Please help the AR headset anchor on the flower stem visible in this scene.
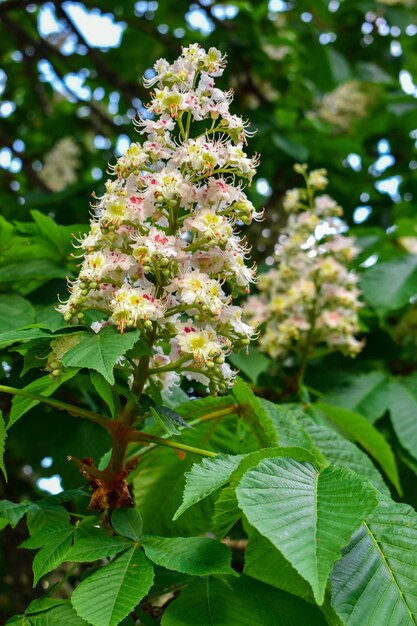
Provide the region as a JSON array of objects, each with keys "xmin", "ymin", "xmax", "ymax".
[{"xmin": 129, "ymin": 431, "xmax": 217, "ymax": 457}]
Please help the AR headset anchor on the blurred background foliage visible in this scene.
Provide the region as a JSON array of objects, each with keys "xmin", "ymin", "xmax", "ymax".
[{"xmin": 2, "ymin": 0, "xmax": 417, "ymax": 620}]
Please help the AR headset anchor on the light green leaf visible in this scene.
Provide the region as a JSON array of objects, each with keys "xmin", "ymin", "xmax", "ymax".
[
  {"xmin": 0, "ymin": 499, "xmax": 29, "ymax": 527},
  {"xmin": 331, "ymin": 495, "xmax": 417, "ymax": 625},
  {"xmin": 361, "ymin": 254, "xmax": 417, "ymax": 316},
  {"xmin": 259, "ymin": 400, "xmax": 320, "ymax": 453},
  {"xmin": 389, "ymin": 375, "xmax": 417, "ymax": 462},
  {"xmin": 32, "ymin": 529, "xmax": 73, "ymax": 586},
  {"xmin": 299, "ymin": 416, "xmax": 390, "ymax": 496},
  {"xmin": 162, "ymin": 575, "xmax": 327, "ymax": 626},
  {"xmin": 61, "ymin": 328, "xmax": 144, "ymax": 384},
  {"xmin": 90, "ymin": 371, "xmax": 116, "ymax": 418},
  {"xmin": 173, "ymin": 453, "xmax": 244, "ymax": 520},
  {"xmin": 232, "ymin": 378, "xmax": 279, "ymax": 446},
  {"xmin": 0, "ymin": 410, "xmax": 6, "ymax": 480},
  {"xmin": 142, "ymin": 536, "xmax": 235, "ymax": 576},
  {"xmin": 71, "ymin": 546, "xmax": 154, "ymax": 626},
  {"xmin": 237, "ymin": 458, "xmax": 378, "ymax": 604},
  {"xmin": 111, "ymin": 508, "xmax": 143, "ymax": 541},
  {"xmin": 0, "ymin": 295, "xmax": 35, "ymax": 332},
  {"xmin": 8, "ymin": 369, "xmax": 78, "ymax": 429},
  {"xmin": 323, "ymin": 371, "xmax": 390, "ymax": 424},
  {"xmin": 315, "ymin": 402, "xmax": 401, "ymax": 493},
  {"xmin": 175, "ymin": 446, "xmax": 318, "ymax": 522}
]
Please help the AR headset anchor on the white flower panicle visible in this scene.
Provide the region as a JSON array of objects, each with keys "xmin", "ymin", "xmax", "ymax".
[
  {"xmin": 315, "ymin": 81, "xmax": 372, "ymax": 132},
  {"xmin": 39, "ymin": 137, "xmax": 81, "ymax": 192},
  {"xmin": 57, "ymin": 44, "xmax": 262, "ymax": 392},
  {"xmin": 246, "ymin": 164, "xmax": 363, "ymax": 362}
]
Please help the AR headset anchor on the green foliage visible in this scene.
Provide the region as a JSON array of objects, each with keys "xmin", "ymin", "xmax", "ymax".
[
  {"xmin": 331, "ymin": 496, "xmax": 417, "ymax": 625},
  {"xmin": 60, "ymin": 328, "xmax": 146, "ymax": 384},
  {"xmin": 71, "ymin": 547, "xmax": 154, "ymax": 626},
  {"xmin": 161, "ymin": 576, "xmax": 327, "ymax": 626},
  {"xmin": 141, "ymin": 536, "xmax": 235, "ymax": 576},
  {"xmin": 1, "ymin": 0, "xmax": 417, "ymax": 623},
  {"xmin": 237, "ymin": 458, "xmax": 378, "ymax": 604}
]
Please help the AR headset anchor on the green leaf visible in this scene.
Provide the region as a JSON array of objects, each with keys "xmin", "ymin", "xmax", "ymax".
[
  {"xmin": 299, "ymin": 416, "xmax": 390, "ymax": 496},
  {"xmin": 32, "ymin": 529, "xmax": 73, "ymax": 586},
  {"xmin": 0, "ymin": 327, "xmax": 52, "ymax": 348},
  {"xmin": 65, "ymin": 522, "xmax": 132, "ymax": 562},
  {"xmin": 61, "ymin": 328, "xmax": 144, "ymax": 384},
  {"xmin": 331, "ymin": 495, "xmax": 417, "ymax": 625},
  {"xmin": 175, "ymin": 446, "xmax": 319, "ymax": 521},
  {"xmin": 323, "ymin": 371, "xmax": 390, "ymax": 424},
  {"xmin": 0, "ymin": 499, "xmax": 29, "ymax": 527},
  {"xmin": 315, "ymin": 402, "xmax": 401, "ymax": 494},
  {"xmin": 0, "ymin": 295, "xmax": 35, "ymax": 332},
  {"xmin": 389, "ymin": 375, "xmax": 417, "ymax": 462},
  {"xmin": 0, "ymin": 410, "xmax": 6, "ymax": 480},
  {"xmin": 25, "ymin": 599, "xmax": 90, "ymax": 625},
  {"xmin": 142, "ymin": 536, "xmax": 235, "ymax": 576},
  {"xmin": 26, "ymin": 502, "xmax": 70, "ymax": 535},
  {"xmin": 259, "ymin": 399, "xmax": 326, "ymax": 462},
  {"xmin": 8, "ymin": 369, "xmax": 78, "ymax": 429},
  {"xmin": 150, "ymin": 406, "xmax": 180, "ymax": 436},
  {"xmin": 162, "ymin": 575, "xmax": 327, "ymax": 626},
  {"xmin": 173, "ymin": 453, "xmax": 244, "ymax": 520},
  {"xmin": 228, "ymin": 347, "xmax": 270, "ymax": 384},
  {"xmin": 244, "ymin": 528, "xmax": 313, "ymax": 602},
  {"xmin": 361, "ymin": 254, "xmax": 417, "ymax": 316},
  {"xmin": 71, "ymin": 546, "xmax": 154, "ymax": 626},
  {"xmin": 90, "ymin": 371, "xmax": 116, "ymax": 418},
  {"xmin": 211, "ymin": 484, "xmax": 241, "ymax": 538},
  {"xmin": 232, "ymin": 378, "xmax": 279, "ymax": 446},
  {"xmin": 155, "ymin": 405, "xmax": 192, "ymax": 431},
  {"xmin": 237, "ymin": 458, "xmax": 378, "ymax": 604},
  {"xmin": 111, "ymin": 508, "xmax": 143, "ymax": 541}
]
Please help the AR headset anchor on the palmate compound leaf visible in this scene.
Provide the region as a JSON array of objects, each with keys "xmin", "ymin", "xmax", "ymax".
[
  {"xmin": 237, "ymin": 458, "xmax": 378, "ymax": 604},
  {"xmin": 141, "ymin": 536, "xmax": 235, "ymax": 576},
  {"xmin": 71, "ymin": 546, "xmax": 154, "ymax": 626},
  {"xmin": 8, "ymin": 599, "xmax": 91, "ymax": 625},
  {"xmin": 173, "ymin": 446, "xmax": 319, "ymax": 521},
  {"xmin": 161, "ymin": 575, "xmax": 327, "ymax": 626},
  {"xmin": 331, "ymin": 495, "xmax": 417, "ymax": 625}
]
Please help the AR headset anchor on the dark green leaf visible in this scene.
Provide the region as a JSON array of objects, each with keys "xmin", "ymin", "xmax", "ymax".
[
  {"xmin": 111, "ymin": 508, "xmax": 143, "ymax": 541},
  {"xmin": 142, "ymin": 536, "xmax": 235, "ymax": 576},
  {"xmin": 162, "ymin": 575, "xmax": 327, "ymax": 626},
  {"xmin": 0, "ymin": 295, "xmax": 35, "ymax": 332}
]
